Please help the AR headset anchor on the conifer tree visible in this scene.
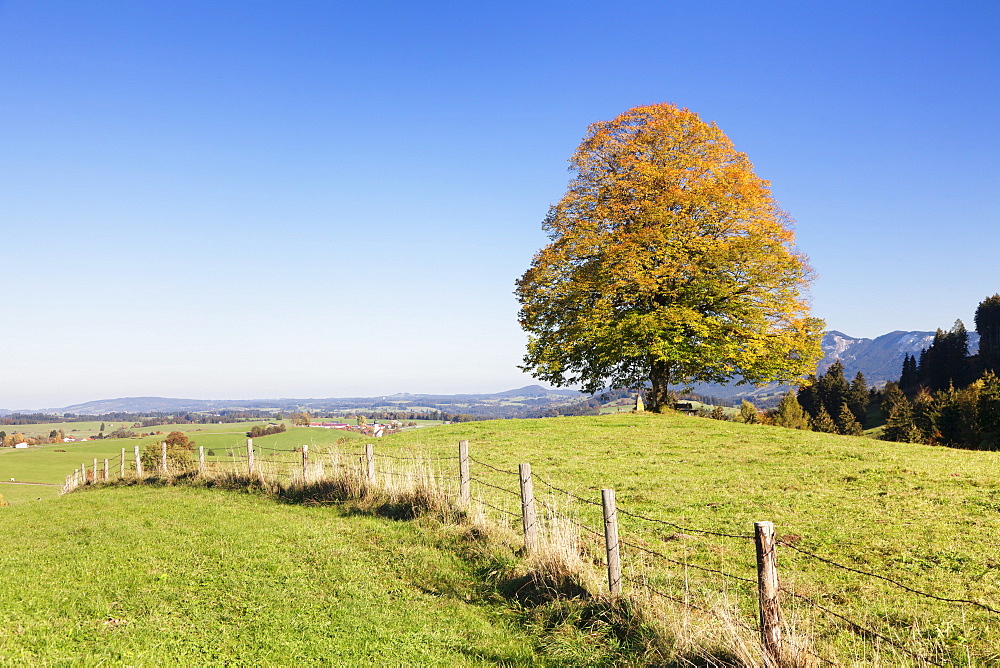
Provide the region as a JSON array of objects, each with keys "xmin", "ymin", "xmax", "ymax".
[
  {"xmin": 899, "ymin": 353, "xmax": 919, "ymax": 389},
  {"xmin": 836, "ymin": 402, "xmax": 863, "ymax": 436},
  {"xmin": 976, "ymin": 371, "xmax": 1000, "ymax": 449},
  {"xmin": 796, "ymin": 376, "xmax": 819, "ymax": 419},
  {"xmin": 881, "ymin": 389, "xmax": 920, "ymax": 443},
  {"xmin": 847, "ymin": 371, "xmax": 869, "ymax": 427},
  {"xmin": 919, "ymin": 321, "xmax": 971, "ymax": 391},
  {"xmin": 817, "ymin": 360, "xmax": 850, "ymax": 418},
  {"xmin": 773, "ymin": 390, "xmax": 809, "ymax": 429},
  {"xmin": 975, "ymin": 294, "xmax": 1000, "ymax": 374},
  {"xmin": 912, "ymin": 387, "xmax": 939, "ymax": 444},
  {"xmin": 810, "ymin": 404, "xmax": 838, "ymax": 433},
  {"xmin": 936, "ymin": 384, "xmax": 978, "ymax": 447}
]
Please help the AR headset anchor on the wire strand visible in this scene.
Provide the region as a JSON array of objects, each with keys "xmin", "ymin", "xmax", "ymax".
[
  {"xmin": 779, "ymin": 586, "xmax": 945, "ymax": 666},
  {"xmin": 618, "ymin": 538, "xmax": 757, "ymax": 586},
  {"xmin": 783, "ymin": 543, "xmax": 1000, "ymax": 614},
  {"xmin": 530, "ymin": 473, "xmax": 604, "ymax": 507},
  {"xmin": 614, "ymin": 505, "xmax": 754, "ymax": 540},
  {"xmin": 475, "ymin": 497, "xmax": 521, "ymax": 519},
  {"xmin": 467, "ymin": 456, "xmax": 520, "ymax": 476},
  {"xmin": 470, "ymin": 477, "xmax": 521, "ymax": 498}
]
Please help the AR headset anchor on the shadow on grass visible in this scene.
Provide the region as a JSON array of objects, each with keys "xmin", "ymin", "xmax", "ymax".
[{"xmin": 71, "ymin": 472, "xmax": 765, "ymax": 667}]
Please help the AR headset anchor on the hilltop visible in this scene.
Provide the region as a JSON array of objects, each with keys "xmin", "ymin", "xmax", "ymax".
[{"xmin": 2, "ymin": 413, "xmax": 996, "ymax": 664}]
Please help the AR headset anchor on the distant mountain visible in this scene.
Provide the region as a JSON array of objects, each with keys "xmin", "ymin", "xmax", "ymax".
[
  {"xmin": 686, "ymin": 329, "xmax": 980, "ymax": 407},
  {"xmin": 495, "ymin": 384, "xmax": 579, "ymax": 397},
  {"xmin": 819, "ymin": 330, "xmax": 979, "ymax": 385},
  {"xmin": 55, "ymin": 396, "xmax": 253, "ymax": 415},
  {"xmin": 25, "ymin": 386, "xmax": 585, "ymax": 419}
]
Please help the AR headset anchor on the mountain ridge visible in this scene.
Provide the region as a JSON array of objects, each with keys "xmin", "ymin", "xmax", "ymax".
[{"xmin": 685, "ymin": 328, "xmax": 980, "ymax": 406}]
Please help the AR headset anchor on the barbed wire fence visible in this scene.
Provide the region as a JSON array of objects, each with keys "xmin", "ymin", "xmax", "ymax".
[{"xmin": 62, "ymin": 438, "xmax": 996, "ymax": 666}]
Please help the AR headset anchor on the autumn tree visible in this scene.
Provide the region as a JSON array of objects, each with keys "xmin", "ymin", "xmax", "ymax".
[
  {"xmin": 773, "ymin": 390, "xmax": 809, "ymax": 429},
  {"xmin": 516, "ymin": 103, "xmax": 824, "ymax": 409},
  {"xmin": 291, "ymin": 412, "xmax": 312, "ymax": 426},
  {"xmin": 739, "ymin": 400, "xmax": 759, "ymax": 424},
  {"xmin": 141, "ymin": 430, "xmax": 195, "ymax": 472},
  {"xmin": 911, "ymin": 387, "xmax": 939, "ymax": 443}
]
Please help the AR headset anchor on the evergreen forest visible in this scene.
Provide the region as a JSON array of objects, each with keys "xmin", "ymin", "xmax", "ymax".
[{"xmin": 787, "ymin": 294, "xmax": 1000, "ymax": 450}]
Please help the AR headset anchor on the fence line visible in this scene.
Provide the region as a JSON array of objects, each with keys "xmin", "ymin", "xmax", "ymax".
[{"xmin": 60, "ymin": 438, "xmax": 990, "ymax": 666}]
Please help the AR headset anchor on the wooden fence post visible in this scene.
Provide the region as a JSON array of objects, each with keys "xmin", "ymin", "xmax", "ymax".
[
  {"xmin": 82, "ymin": 463, "xmax": 87, "ymax": 483},
  {"xmin": 302, "ymin": 444, "xmax": 309, "ymax": 483},
  {"xmin": 754, "ymin": 520, "xmax": 783, "ymax": 663},
  {"xmin": 103, "ymin": 458, "xmax": 109, "ymax": 481},
  {"xmin": 518, "ymin": 463, "xmax": 537, "ymax": 552},
  {"xmin": 160, "ymin": 442, "xmax": 168, "ymax": 475},
  {"xmin": 602, "ymin": 488, "xmax": 622, "ymax": 595},
  {"xmin": 365, "ymin": 443, "xmax": 376, "ymax": 485},
  {"xmin": 247, "ymin": 438, "xmax": 255, "ymax": 475},
  {"xmin": 120, "ymin": 448, "xmax": 125, "ymax": 479},
  {"xmin": 93, "ymin": 458, "xmax": 98, "ymax": 482},
  {"xmin": 199, "ymin": 446, "xmax": 205, "ymax": 475},
  {"xmin": 134, "ymin": 445, "xmax": 142, "ymax": 478},
  {"xmin": 458, "ymin": 440, "xmax": 470, "ymax": 505}
]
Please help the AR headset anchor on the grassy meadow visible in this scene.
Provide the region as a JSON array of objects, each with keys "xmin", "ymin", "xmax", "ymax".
[
  {"xmin": 0, "ymin": 485, "xmax": 540, "ymax": 665},
  {"xmin": 1, "ymin": 412, "xmax": 998, "ymax": 664},
  {"xmin": 369, "ymin": 412, "xmax": 1000, "ymax": 665}
]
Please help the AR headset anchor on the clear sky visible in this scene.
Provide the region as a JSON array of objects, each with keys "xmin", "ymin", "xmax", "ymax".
[{"xmin": 1, "ymin": 0, "xmax": 997, "ymax": 409}]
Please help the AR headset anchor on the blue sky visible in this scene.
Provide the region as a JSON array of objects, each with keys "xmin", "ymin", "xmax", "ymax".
[{"xmin": 1, "ymin": 1, "xmax": 997, "ymax": 408}]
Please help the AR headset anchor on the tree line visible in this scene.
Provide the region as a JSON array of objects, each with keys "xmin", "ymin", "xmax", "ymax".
[
  {"xmin": 742, "ymin": 294, "xmax": 1000, "ymax": 449},
  {"xmin": 877, "ymin": 295, "xmax": 1000, "ymax": 449},
  {"xmin": 0, "ymin": 410, "xmax": 282, "ymax": 426}
]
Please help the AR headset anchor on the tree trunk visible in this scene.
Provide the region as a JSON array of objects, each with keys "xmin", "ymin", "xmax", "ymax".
[{"xmin": 648, "ymin": 360, "xmax": 672, "ymax": 411}]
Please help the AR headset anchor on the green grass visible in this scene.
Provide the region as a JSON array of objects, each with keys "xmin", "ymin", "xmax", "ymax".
[
  {"xmin": 0, "ymin": 485, "xmax": 542, "ymax": 665},
  {"xmin": 5, "ymin": 412, "xmax": 1000, "ymax": 663},
  {"xmin": 369, "ymin": 412, "xmax": 1000, "ymax": 665}
]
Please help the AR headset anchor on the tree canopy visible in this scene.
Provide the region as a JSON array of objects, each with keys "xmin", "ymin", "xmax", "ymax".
[
  {"xmin": 975, "ymin": 294, "xmax": 1000, "ymax": 374},
  {"xmin": 516, "ymin": 103, "xmax": 824, "ymax": 408}
]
